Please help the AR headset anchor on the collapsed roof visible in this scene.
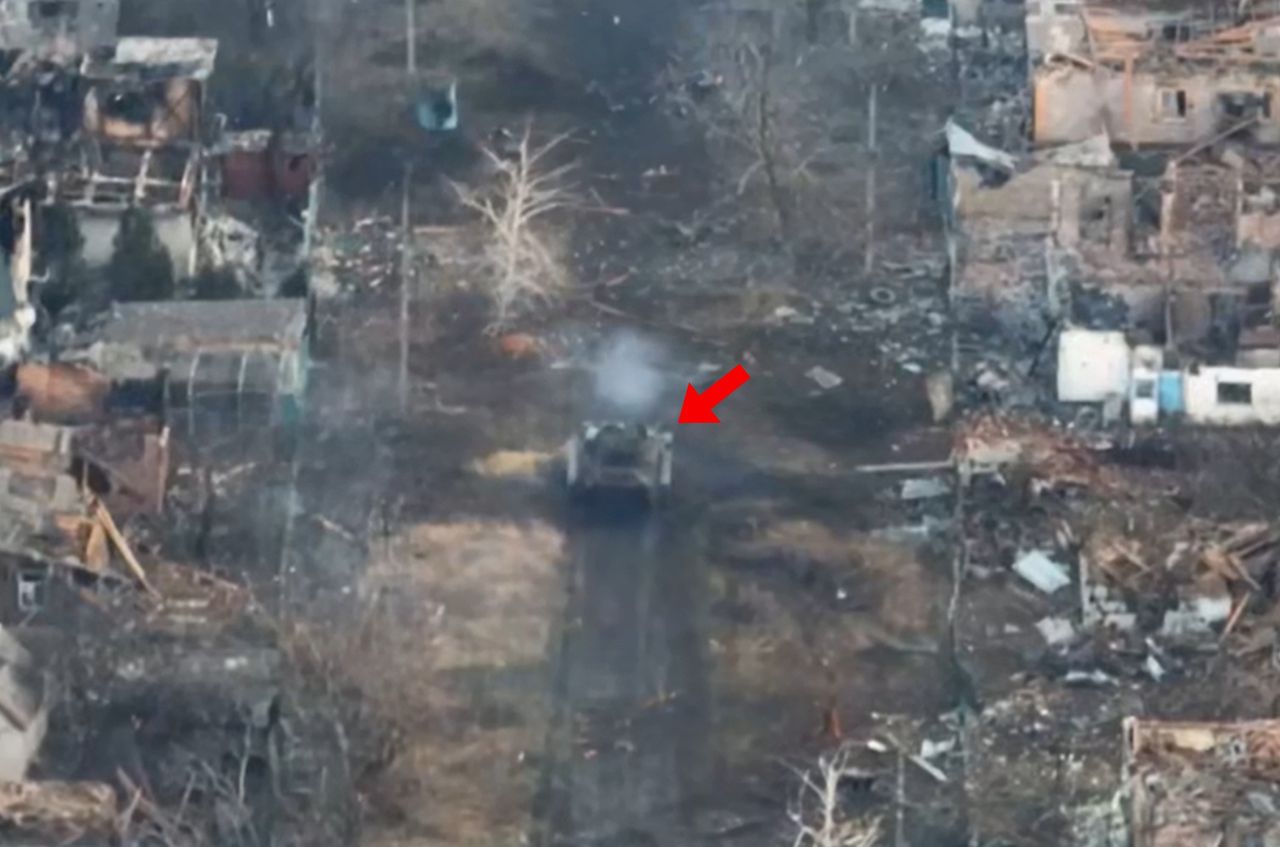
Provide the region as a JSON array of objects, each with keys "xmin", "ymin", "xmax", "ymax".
[{"xmin": 81, "ymin": 36, "xmax": 218, "ymax": 83}]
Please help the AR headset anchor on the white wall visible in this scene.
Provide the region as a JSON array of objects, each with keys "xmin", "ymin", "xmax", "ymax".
[
  {"xmin": 0, "ymin": 709, "xmax": 45, "ymax": 780},
  {"xmin": 1184, "ymin": 366, "xmax": 1280, "ymax": 425},
  {"xmin": 0, "ymin": 662, "xmax": 46, "ymax": 781},
  {"xmin": 1057, "ymin": 328, "xmax": 1131, "ymax": 402},
  {"xmin": 79, "ymin": 208, "xmax": 196, "ymax": 280}
]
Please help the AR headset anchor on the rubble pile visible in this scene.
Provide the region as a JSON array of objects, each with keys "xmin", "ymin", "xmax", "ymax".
[{"xmin": 1127, "ymin": 719, "xmax": 1280, "ymax": 847}]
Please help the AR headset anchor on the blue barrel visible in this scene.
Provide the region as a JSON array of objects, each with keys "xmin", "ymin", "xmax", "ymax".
[{"xmin": 1158, "ymin": 371, "xmax": 1184, "ymax": 415}]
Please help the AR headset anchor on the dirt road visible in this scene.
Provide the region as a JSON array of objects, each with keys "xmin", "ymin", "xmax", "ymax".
[{"xmin": 307, "ymin": 0, "xmax": 961, "ymax": 841}]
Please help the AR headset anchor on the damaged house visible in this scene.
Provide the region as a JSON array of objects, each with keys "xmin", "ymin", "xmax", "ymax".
[
  {"xmin": 1051, "ymin": 144, "xmax": 1280, "ymax": 425},
  {"xmin": 0, "ymin": 21, "xmax": 322, "ymax": 307},
  {"xmin": 79, "ymin": 36, "xmax": 215, "ymax": 148},
  {"xmin": 52, "ymin": 37, "xmax": 219, "ymax": 279},
  {"xmin": 0, "ymin": 411, "xmax": 169, "ymax": 622},
  {"xmin": 942, "ymin": 120, "xmax": 1146, "ymax": 338},
  {"xmin": 944, "ymin": 118, "xmax": 1280, "ymax": 424},
  {"xmin": 1033, "ymin": 6, "xmax": 1280, "ymax": 148}
]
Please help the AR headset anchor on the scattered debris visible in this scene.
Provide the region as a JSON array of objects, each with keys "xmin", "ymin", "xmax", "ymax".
[
  {"xmin": 1035, "ymin": 616, "xmax": 1076, "ymax": 646},
  {"xmin": 1013, "ymin": 550, "xmax": 1070, "ymax": 594},
  {"xmin": 900, "ymin": 477, "xmax": 950, "ymax": 501},
  {"xmin": 805, "ymin": 366, "xmax": 843, "ymax": 391},
  {"xmin": 1127, "ymin": 719, "xmax": 1280, "ymax": 847}
]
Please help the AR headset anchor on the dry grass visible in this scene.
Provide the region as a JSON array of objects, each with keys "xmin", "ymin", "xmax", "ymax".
[
  {"xmin": 296, "ymin": 520, "xmax": 566, "ymax": 847},
  {"xmin": 469, "ymin": 449, "xmax": 556, "ymax": 480},
  {"xmin": 365, "ymin": 721, "xmax": 537, "ymax": 847},
  {"xmin": 708, "ymin": 519, "xmax": 944, "ymax": 769},
  {"xmin": 738, "ymin": 519, "xmax": 938, "ymax": 637},
  {"xmin": 361, "ymin": 520, "xmax": 565, "ymax": 671}
]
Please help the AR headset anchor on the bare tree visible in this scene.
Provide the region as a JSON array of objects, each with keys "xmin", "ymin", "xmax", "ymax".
[
  {"xmin": 667, "ymin": 6, "xmax": 947, "ymax": 266},
  {"xmin": 451, "ymin": 125, "xmax": 578, "ymax": 331},
  {"xmin": 788, "ymin": 745, "xmax": 883, "ymax": 847},
  {"xmin": 668, "ymin": 41, "xmax": 828, "ymax": 245}
]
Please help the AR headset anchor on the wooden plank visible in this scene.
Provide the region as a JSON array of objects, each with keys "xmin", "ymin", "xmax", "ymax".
[{"xmin": 93, "ymin": 500, "xmax": 159, "ymax": 597}]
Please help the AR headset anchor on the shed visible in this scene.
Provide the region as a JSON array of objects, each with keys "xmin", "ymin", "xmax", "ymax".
[
  {"xmin": 82, "ymin": 299, "xmax": 310, "ymax": 422},
  {"xmin": 209, "ymin": 129, "xmax": 317, "ymax": 203}
]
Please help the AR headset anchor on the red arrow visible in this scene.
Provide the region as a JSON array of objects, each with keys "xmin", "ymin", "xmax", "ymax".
[{"xmin": 679, "ymin": 365, "xmax": 751, "ymax": 424}]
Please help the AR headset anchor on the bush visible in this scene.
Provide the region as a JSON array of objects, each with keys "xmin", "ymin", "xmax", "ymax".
[
  {"xmin": 36, "ymin": 203, "xmax": 95, "ymax": 318},
  {"xmin": 106, "ymin": 208, "xmax": 174, "ymax": 303}
]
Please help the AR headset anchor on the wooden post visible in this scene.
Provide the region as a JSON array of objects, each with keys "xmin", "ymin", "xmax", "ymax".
[
  {"xmin": 864, "ymin": 83, "xmax": 878, "ymax": 275},
  {"xmin": 894, "ymin": 746, "xmax": 907, "ymax": 847},
  {"xmin": 398, "ymin": 163, "xmax": 413, "ymax": 412},
  {"xmin": 405, "ymin": 0, "xmax": 416, "ymax": 74}
]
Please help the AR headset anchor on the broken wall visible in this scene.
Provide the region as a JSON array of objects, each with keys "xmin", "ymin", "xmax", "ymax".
[
  {"xmin": 218, "ymin": 147, "xmax": 314, "ymax": 204},
  {"xmin": 1163, "ymin": 161, "xmax": 1239, "ymax": 262},
  {"xmin": 1025, "ymin": 0, "xmax": 1085, "ymax": 63},
  {"xmin": 82, "ymin": 77, "xmax": 201, "ymax": 146},
  {"xmin": 1238, "ymin": 206, "xmax": 1280, "ymax": 249},
  {"xmin": 951, "ymin": 158, "xmax": 1131, "ymax": 267},
  {"xmin": 1057, "ymin": 327, "xmax": 1132, "ymax": 401},
  {"xmin": 1239, "ymin": 169, "xmax": 1280, "ymax": 249},
  {"xmin": 950, "ymin": 152, "xmax": 1133, "ymax": 338},
  {"xmin": 1034, "ymin": 63, "xmax": 1280, "ymax": 147}
]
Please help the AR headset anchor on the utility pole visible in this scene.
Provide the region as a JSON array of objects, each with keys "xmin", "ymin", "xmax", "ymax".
[
  {"xmin": 399, "ymin": 162, "xmax": 413, "ymax": 412},
  {"xmin": 405, "ymin": 0, "xmax": 416, "ymax": 74},
  {"xmin": 864, "ymin": 83, "xmax": 878, "ymax": 275},
  {"xmin": 400, "ymin": 0, "xmax": 416, "ymax": 412}
]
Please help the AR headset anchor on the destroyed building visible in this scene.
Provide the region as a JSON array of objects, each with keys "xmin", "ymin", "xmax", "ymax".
[
  {"xmin": 79, "ymin": 36, "xmax": 215, "ymax": 148},
  {"xmin": 0, "ymin": 0, "xmax": 330, "ymax": 316},
  {"xmin": 47, "ymin": 37, "xmax": 218, "ymax": 281},
  {"xmin": 942, "ymin": 120, "xmax": 1157, "ymax": 338},
  {"xmin": 0, "ymin": 409, "xmax": 170, "ymax": 620},
  {"xmin": 1032, "ymin": 5, "xmax": 1280, "ymax": 147},
  {"xmin": 944, "ymin": 106, "xmax": 1280, "ymax": 424}
]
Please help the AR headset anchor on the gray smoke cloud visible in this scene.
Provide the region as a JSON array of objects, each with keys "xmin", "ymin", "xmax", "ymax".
[{"xmin": 590, "ymin": 330, "xmax": 669, "ymax": 418}]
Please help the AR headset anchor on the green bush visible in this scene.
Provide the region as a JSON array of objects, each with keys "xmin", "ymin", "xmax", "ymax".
[{"xmin": 107, "ymin": 207, "xmax": 175, "ymax": 303}]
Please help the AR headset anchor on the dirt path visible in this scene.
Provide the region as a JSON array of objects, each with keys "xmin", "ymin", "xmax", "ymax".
[{"xmin": 309, "ymin": 0, "xmax": 962, "ymax": 840}]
